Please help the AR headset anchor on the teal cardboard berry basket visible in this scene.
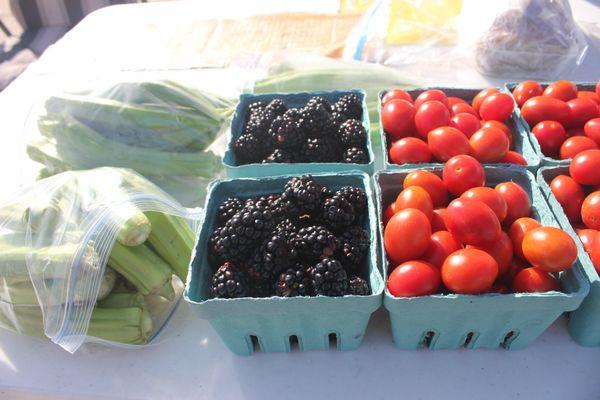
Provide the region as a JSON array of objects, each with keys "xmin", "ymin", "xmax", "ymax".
[
  {"xmin": 504, "ymin": 82, "xmax": 596, "ymax": 167},
  {"xmin": 223, "ymin": 90, "xmax": 375, "ymax": 178},
  {"xmin": 375, "ymin": 165, "xmax": 588, "ymax": 350},
  {"xmin": 379, "ymin": 87, "xmax": 540, "ymax": 172},
  {"xmin": 184, "ymin": 171, "xmax": 383, "ymax": 355},
  {"xmin": 538, "ymin": 166, "xmax": 600, "ymax": 346}
]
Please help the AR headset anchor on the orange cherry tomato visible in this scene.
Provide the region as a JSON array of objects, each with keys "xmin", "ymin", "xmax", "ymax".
[
  {"xmin": 549, "ymin": 175, "xmax": 585, "ymax": 223},
  {"xmin": 384, "ymin": 209, "xmax": 431, "ymax": 263},
  {"xmin": 441, "ymin": 248, "xmax": 498, "ymax": 294},
  {"xmin": 570, "ymin": 149, "xmax": 600, "ymax": 186},
  {"xmin": 495, "ymin": 182, "xmax": 531, "ymax": 225},
  {"xmin": 522, "ymin": 227, "xmax": 577, "ymax": 272},
  {"xmin": 387, "ymin": 261, "xmax": 440, "ymax": 297},
  {"xmin": 442, "ymin": 155, "xmax": 486, "ymax": 196},
  {"xmin": 582, "ymin": 191, "xmax": 600, "ymax": 230},
  {"xmin": 499, "ymin": 151, "xmax": 527, "ymax": 165},
  {"xmin": 560, "ymin": 136, "xmax": 598, "ymax": 160},
  {"xmin": 467, "ymin": 231, "xmax": 513, "ymax": 277},
  {"xmin": 512, "ymin": 80, "xmax": 543, "ymax": 107},
  {"xmin": 469, "ymin": 126, "xmax": 509, "ymax": 162},
  {"xmin": 395, "ymin": 186, "xmax": 434, "ymax": 220},
  {"xmin": 431, "ymin": 208, "xmax": 447, "ymax": 232},
  {"xmin": 445, "ymin": 198, "xmax": 501, "ymax": 246},
  {"xmin": 511, "ymin": 268, "xmax": 561, "ymax": 293},
  {"xmin": 421, "ymin": 230, "xmax": 463, "ymax": 268},
  {"xmin": 389, "ymin": 137, "xmax": 432, "ymax": 164},
  {"xmin": 461, "ymin": 186, "xmax": 507, "ymax": 222},
  {"xmin": 403, "ymin": 170, "xmax": 448, "ymax": 207},
  {"xmin": 472, "ymin": 88, "xmax": 500, "ymax": 113},
  {"xmin": 508, "ymin": 217, "xmax": 541, "ymax": 260}
]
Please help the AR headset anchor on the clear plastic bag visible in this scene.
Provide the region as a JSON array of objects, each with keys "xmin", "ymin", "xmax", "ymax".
[{"xmin": 0, "ymin": 167, "xmax": 201, "ymax": 353}]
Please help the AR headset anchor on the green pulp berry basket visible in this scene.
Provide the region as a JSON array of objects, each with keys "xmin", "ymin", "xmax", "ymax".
[
  {"xmin": 375, "ymin": 165, "xmax": 588, "ymax": 350},
  {"xmin": 379, "ymin": 87, "xmax": 540, "ymax": 172},
  {"xmin": 538, "ymin": 166, "xmax": 600, "ymax": 346},
  {"xmin": 184, "ymin": 171, "xmax": 383, "ymax": 355},
  {"xmin": 223, "ymin": 90, "xmax": 375, "ymax": 178},
  {"xmin": 504, "ymin": 82, "xmax": 596, "ymax": 167}
]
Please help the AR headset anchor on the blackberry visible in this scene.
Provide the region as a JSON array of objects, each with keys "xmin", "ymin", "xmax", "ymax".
[
  {"xmin": 216, "ymin": 197, "xmax": 243, "ymax": 225},
  {"xmin": 263, "ymin": 148, "xmax": 298, "ymax": 164},
  {"xmin": 321, "ymin": 195, "xmax": 356, "ymax": 231},
  {"xmin": 283, "ymin": 108, "xmax": 301, "ymax": 120},
  {"xmin": 273, "ymin": 218, "xmax": 299, "ymax": 238},
  {"xmin": 265, "ymin": 98, "xmax": 288, "ymax": 117},
  {"xmin": 348, "ymin": 276, "xmax": 370, "ymax": 296},
  {"xmin": 212, "ymin": 203, "xmax": 274, "ymax": 263},
  {"xmin": 269, "ymin": 115, "xmax": 306, "ymax": 150},
  {"xmin": 336, "ymin": 186, "xmax": 367, "ymax": 216},
  {"xmin": 300, "ymin": 137, "xmax": 340, "ymax": 163},
  {"xmin": 247, "ymin": 101, "xmax": 266, "ymax": 118},
  {"xmin": 210, "ymin": 262, "xmax": 249, "ymax": 298},
  {"xmin": 269, "ymin": 196, "xmax": 301, "ymax": 222},
  {"xmin": 337, "ymin": 226, "xmax": 370, "ymax": 271},
  {"xmin": 330, "ymin": 111, "xmax": 349, "ymax": 129},
  {"xmin": 342, "ymin": 147, "xmax": 368, "ymax": 164},
  {"xmin": 244, "ymin": 109, "xmax": 276, "ymax": 140},
  {"xmin": 338, "ymin": 119, "xmax": 366, "ymax": 147},
  {"xmin": 332, "ymin": 94, "xmax": 362, "ymax": 120},
  {"xmin": 281, "ymin": 175, "xmax": 326, "ymax": 214},
  {"xmin": 293, "ymin": 225, "xmax": 339, "ymax": 263},
  {"xmin": 248, "ymin": 231, "xmax": 296, "ymax": 289},
  {"xmin": 234, "ymin": 134, "xmax": 264, "ymax": 164},
  {"xmin": 310, "ymin": 258, "xmax": 348, "ymax": 296},
  {"xmin": 298, "ymin": 104, "xmax": 334, "ymax": 138},
  {"xmin": 306, "ymin": 96, "xmax": 332, "ymax": 112},
  {"xmin": 275, "ymin": 264, "xmax": 314, "ymax": 297}
]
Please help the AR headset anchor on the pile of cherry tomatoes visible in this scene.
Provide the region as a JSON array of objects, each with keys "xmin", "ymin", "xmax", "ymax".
[
  {"xmin": 384, "ymin": 155, "xmax": 578, "ymax": 298},
  {"xmin": 513, "ymin": 79, "xmax": 600, "ymax": 160},
  {"xmin": 382, "ymin": 87, "xmax": 527, "ymax": 166}
]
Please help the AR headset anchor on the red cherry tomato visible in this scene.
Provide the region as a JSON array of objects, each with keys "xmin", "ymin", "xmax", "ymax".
[
  {"xmin": 577, "ymin": 91, "xmax": 600, "ymax": 106},
  {"xmin": 387, "ymin": 261, "xmax": 440, "ymax": 297},
  {"xmin": 442, "ymin": 155, "xmax": 486, "ymax": 196},
  {"xmin": 382, "ymin": 99, "xmax": 415, "ymax": 139},
  {"xmin": 582, "ymin": 191, "xmax": 600, "ymax": 230},
  {"xmin": 451, "ymin": 103, "xmax": 479, "ymax": 117},
  {"xmin": 567, "ymin": 98, "xmax": 599, "ymax": 128},
  {"xmin": 421, "ymin": 231, "xmax": 463, "ymax": 268},
  {"xmin": 584, "ymin": 118, "xmax": 600, "ymax": 145},
  {"xmin": 448, "ymin": 96, "xmax": 467, "ymax": 107},
  {"xmin": 481, "ymin": 120, "xmax": 514, "ymax": 149},
  {"xmin": 441, "ymin": 248, "xmax": 498, "ymax": 294},
  {"xmin": 382, "ymin": 88, "xmax": 413, "ymax": 105},
  {"xmin": 461, "ymin": 186, "xmax": 507, "ymax": 222},
  {"xmin": 522, "ymin": 227, "xmax": 577, "ymax": 272},
  {"xmin": 570, "ymin": 149, "xmax": 600, "ymax": 186},
  {"xmin": 414, "ymin": 101, "xmax": 450, "ymax": 139},
  {"xmin": 467, "ymin": 231, "xmax": 513, "ymax": 277},
  {"xmin": 495, "ymin": 182, "xmax": 531, "ymax": 225},
  {"xmin": 499, "ymin": 151, "xmax": 527, "ymax": 165},
  {"xmin": 403, "ymin": 170, "xmax": 448, "ymax": 207},
  {"xmin": 428, "ymin": 126, "xmax": 470, "ymax": 162},
  {"xmin": 450, "ymin": 113, "xmax": 481, "ymax": 138},
  {"xmin": 549, "ymin": 175, "xmax": 585, "ymax": 222},
  {"xmin": 532, "ymin": 120, "xmax": 566, "ymax": 157},
  {"xmin": 389, "ymin": 137, "xmax": 432, "ymax": 164},
  {"xmin": 521, "ymin": 96, "xmax": 571, "ymax": 127},
  {"xmin": 431, "ymin": 208, "xmax": 447, "ymax": 232},
  {"xmin": 576, "ymin": 228, "xmax": 600, "ymax": 273},
  {"xmin": 395, "ymin": 186, "xmax": 434, "ymax": 220},
  {"xmin": 501, "ymin": 258, "xmax": 528, "ymax": 284},
  {"xmin": 469, "ymin": 126, "xmax": 509, "ymax": 162},
  {"xmin": 445, "ymin": 198, "xmax": 501, "ymax": 246},
  {"xmin": 479, "ymin": 92, "xmax": 514, "ymax": 122},
  {"xmin": 543, "ymin": 80, "xmax": 578, "ymax": 101},
  {"xmin": 414, "ymin": 89, "xmax": 449, "ymax": 109},
  {"xmin": 512, "ymin": 80, "xmax": 543, "ymax": 107},
  {"xmin": 560, "ymin": 136, "xmax": 598, "ymax": 159},
  {"xmin": 511, "ymin": 268, "xmax": 561, "ymax": 293},
  {"xmin": 597, "ymin": 80, "xmax": 600, "ymax": 98},
  {"xmin": 383, "ymin": 202, "xmax": 397, "ymax": 226},
  {"xmin": 508, "ymin": 217, "xmax": 541, "ymax": 260},
  {"xmin": 472, "ymin": 88, "xmax": 500, "ymax": 113},
  {"xmin": 384, "ymin": 209, "xmax": 431, "ymax": 263}
]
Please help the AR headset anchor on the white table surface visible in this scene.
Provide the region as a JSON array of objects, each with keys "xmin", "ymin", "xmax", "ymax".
[{"xmin": 0, "ymin": 1, "xmax": 599, "ymax": 399}]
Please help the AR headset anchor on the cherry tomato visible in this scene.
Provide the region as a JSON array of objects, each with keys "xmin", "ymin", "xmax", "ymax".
[
  {"xmin": 450, "ymin": 113, "xmax": 481, "ymax": 138},
  {"xmin": 382, "ymin": 99, "xmax": 415, "ymax": 139},
  {"xmin": 395, "ymin": 186, "xmax": 433, "ymax": 220},
  {"xmin": 403, "ymin": 170, "xmax": 448, "ymax": 207},
  {"xmin": 451, "ymin": 103, "xmax": 479, "ymax": 118},
  {"xmin": 511, "ymin": 268, "xmax": 561, "ymax": 293},
  {"xmin": 428, "ymin": 126, "xmax": 470, "ymax": 162},
  {"xmin": 543, "ymin": 80, "xmax": 578, "ymax": 101},
  {"xmin": 445, "ymin": 198, "xmax": 501, "ymax": 246},
  {"xmin": 499, "ymin": 151, "xmax": 527, "ymax": 165},
  {"xmin": 570, "ymin": 149, "xmax": 600, "ymax": 186},
  {"xmin": 448, "ymin": 96, "xmax": 467, "ymax": 107},
  {"xmin": 383, "ymin": 202, "xmax": 397, "ymax": 225},
  {"xmin": 582, "ymin": 191, "xmax": 600, "ymax": 230},
  {"xmin": 512, "ymin": 80, "xmax": 543, "ymax": 107},
  {"xmin": 387, "ymin": 261, "xmax": 440, "ymax": 297},
  {"xmin": 431, "ymin": 208, "xmax": 447, "ymax": 232},
  {"xmin": 442, "ymin": 155, "xmax": 486, "ymax": 196},
  {"xmin": 567, "ymin": 98, "xmax": 599, "ymax": 128},
  {"xmin": 382, "ymin": 88, "xmax": 413, "ymax": 105},
  {"xmin": 560, "ymin": 136, "xmax": 598, "ymax": 159},
  {"xmin": 584, "ymin": 118, "xmax": 600, "ymax": 145},
  {"xmin": 421, "ymin": 231, "xmax": 463, "ymax": 268},
  {"xmin": 472, "ymin": 88, "xmax": 500, "ymax": 113},
  {"xmin": 486, "ymin": 283, "xmax": 510, "ymax": 294},
  {"xmin": 469, "ymin": 126, "xmax": 509, "ymax": 162},
  {"xmin": 522, "ymin": 227, "xmax": 577, "ymax": 272},
  {"xmin": 481, "ymin": 120, "xmax": 513, "ymax": 148},
  {"xmin": 389, "ymin": 137, "xmax": 431, "ymax": 164},
  {"xmin": 576, "ymin": 228, "xmax": 600, "ymax": 273},
  {"xmin": 508, "ymin": 217, "xmax": 541, "ymax": 260},
  {"xmin": 479, "ymin": 92, "xmax": 514, "ymax": 122},
  {"xmin": 549, "ymin": 175, "xmax": 585, "ymax": 222},
  {"xmin": 532, "ymin": 120, "xmax": 566, "ymax": 157},
  {"xmin": 441, "ymin": 248, "xmax": 498, "ymax": 294},
  {"xmin": 567, "ymin": 127, "xmax": 585, "ymax": 137},
  {"xmin": 384, "ymin": 209, "xmax": 431, "ymax": 263},
  {"xmin": 501, "ymin": 258, "xmax": 528, "ymax": 284},
  {"xmin": 414, "ymin": 101, "xmax": 450, "ymax": 139},
  {"xmin": 495, "ymin": 182, "xmax": 531, "ymax": 225},
  {"xmin": 597, "ymin": 80, "xmax": 600, "ymax": 98},
  {"xmin": 467, "ymin": 231, "xmax": 513, "ymax": 277},
  {"xmin": 521, "ymin": 96, "xmax": 571, "ymax": 127},
  {"xmin": 461, "ymin": 186, "xmax": 507, "ymax": 222},
  {"xmin": 577, "ymin": 91, "xmax": 600, "ymax": 106},
  {"xmin": 414, "ymin": 89, "xmax": 449, "ymax": 109}
]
